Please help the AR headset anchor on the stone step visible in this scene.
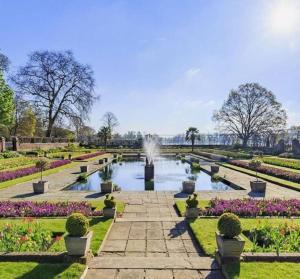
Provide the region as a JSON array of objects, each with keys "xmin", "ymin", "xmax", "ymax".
[
  {"xmin": 89, "ymin": 256, "xmax": 219, "ymax": 270},
  {"xmin": 116, "ymin": 217, "xmax": 185, "ymax": 222}
]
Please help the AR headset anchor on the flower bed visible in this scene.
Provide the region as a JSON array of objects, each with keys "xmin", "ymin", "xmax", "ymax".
[
  {"xmin": 195, "ymin": 149, "xmax": 252, "ymax": 159},
  {"xmin": 73, "ymin": 151, "xmax": 105, "ymax": 161},
  {"xmin": 230, "ymin": 160, "xmax": 300, "ymax": 183},
  {"xmin": 0, "ymin": 157, "xmax": 38, "ymax": 171},
  {"xmin": 247, "ymin": 223, "xmax": 300, "ymax": 253},
  {"xmin": 201, "ymin": 198, "xmax": 300, "ymax": 217},
  {"xmin": 0, "ymin": 220, "xmax": 54, "ymax": 252},
  {"xmin": 0, "ymin": 159, "xmax": 71, "ymax": 183},
  {"xmin": 262, "ymin": 157, "xmax": 300, "ymax": 170},
  {"xmin": 0, "ymin": 201, "xmax": 102, "ymax": 217}
]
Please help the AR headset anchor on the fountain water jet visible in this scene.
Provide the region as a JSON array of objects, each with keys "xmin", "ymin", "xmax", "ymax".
[{"xmin": 143, "ymin": 135, "xmax": 159, "ymax": 181}]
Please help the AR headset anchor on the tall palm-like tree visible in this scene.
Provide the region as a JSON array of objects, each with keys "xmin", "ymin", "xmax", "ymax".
[
  {"xmin": 98, "ymin": 126, "xmax": 111, "ymax": 149},
  {"xmin": 185, "ymin": 127, "xmax": 200, "ymax": 151}
]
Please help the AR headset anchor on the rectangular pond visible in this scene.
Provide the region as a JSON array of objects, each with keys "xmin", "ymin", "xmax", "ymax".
[{"xmin": 67, "ymin": 156, "xmax": 233, "ymax": 192}]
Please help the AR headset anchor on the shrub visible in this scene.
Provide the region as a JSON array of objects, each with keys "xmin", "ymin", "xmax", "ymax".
[
  {"xmin": 66, "ymin": 213, "xmax": 89, "ymax": 237},
  {"xmin": 211, "ymin": 174, "xmax": 222, "ymax": 182},
  {"xmin": 77, "ymin": 173, "xmax": 88, "ymax": 182},
  {"xmin": 249, "ymin": 159, "xmax": 262, "ymax": 180},
  {"xmin": 191, "ymin": 162, "xmax": 201, "ymax": 170},
  {"xmin": 0, "ymin": 151, "xmax": 21, "ymax": 159},
  {"xmin": 217, "ymin": 213, "xmax": 241, "ymax": 238},
  {"xmin": 186, "ymin": 193, "xmax": 199, "ymax": 208},
  {"xmin": 104, "ymin": 194, "xmax": 116, "ymax": 208}
]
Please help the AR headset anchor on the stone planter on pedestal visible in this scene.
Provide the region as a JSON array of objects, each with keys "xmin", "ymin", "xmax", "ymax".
[
  {"xmin": 104, "ymin": 158, "xmax": 108, "ymax": 163},
  {"xmin": 216, "ymin": 232, "xmax": 245, "ymax": 259},
  {"xmin": 103, "ymin": 207, "xmax": 116, "ymax": 218},
  {"xmin": 99, "ymin": 159, "xmax": 104, "ymax": 164},
  {"xmin": 33, "ymin": 181, "xmax": 49, "ymax": 194},
  {"xmin": 211, "ymin": 165, "xmax": 220, "ymax": 173},
  {"xmin": 185, "ymin": 207, "xmax": 199, "ymax": 218},
  {"xmin": 250, "ymin": 180, "xmax": 266, "ymax": 193},
  {"xmin": 182, "ymin": 181, "xmax": 195, "ymax": 194},
  {"xmin": 80, "ymin": 165, "xmax": 89, "ymax": 173},
  {"xmin": 101, "ymin": 181, "xmax": 113, "ymax": 193},
  {"xmin": 65, "ymin": 231, "xmax": 93, "ymax": 256}
]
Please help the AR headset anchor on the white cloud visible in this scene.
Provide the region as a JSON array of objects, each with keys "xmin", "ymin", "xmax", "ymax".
[{"xmin": 185, "ymin": 67, "xmax": 201, "ymax": 78}]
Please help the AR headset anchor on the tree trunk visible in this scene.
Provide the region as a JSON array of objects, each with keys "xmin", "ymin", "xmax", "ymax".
[
  {"xmin": 46, "ymin": 120, "xmax": 54, "ymax": 137},
  {"xmin": 242, "ymin": 137, "xmax": 249, "ymax": 148}
]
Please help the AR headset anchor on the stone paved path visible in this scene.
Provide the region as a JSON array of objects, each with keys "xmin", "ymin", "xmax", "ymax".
[{"xmin": 86, "ymin": 192, "xmax": 224, "ymax": 279}]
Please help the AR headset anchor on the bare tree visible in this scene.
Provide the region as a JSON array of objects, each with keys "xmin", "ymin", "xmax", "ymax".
[
  {"xmin": 213, "ymin": 83, "xmax": 287, "ymax": 147},
  {"xmin": 102, "ymin": 112, "xmax": 119, "ymax": 132},
  {"xmin": 11, "ymin": 50, "xmax": 97, "ymax": 137},
  {"xmin": 0, "ymin": 51, "xmax": 10, "ymax": 72}
]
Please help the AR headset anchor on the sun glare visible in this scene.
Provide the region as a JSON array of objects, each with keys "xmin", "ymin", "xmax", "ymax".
[{"xmin": 267, "ymin": 0, "xmax": 300, "ymax": 36}]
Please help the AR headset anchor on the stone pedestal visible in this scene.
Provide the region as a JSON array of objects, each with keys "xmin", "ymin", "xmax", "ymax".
[
  {"xmin": 0, "ymin": 137, "xmax": 5, "ymax": 152},
  {"xmin": 185, "ymin": 207, "xmax": 199, "ymax": 218},
  {"xmin": 80, "ymin": 165, "xmax": 89, "ymax": 173},
  {"xmin": 65, "ymin": 231, "xmax": 93, "ymax": 256},
  {"xmin": 211, "ymin": 165, "xmax": 219, "ymax": 173},
  {"xmin": 33, "ymin": 181, "xmax": 49, "ymax": 194},
  {"xmin": 145, "ymin": 164, "xmax": 154, "ymax": 181},
  {"xmin": 103, "ymin": 207, "xmax": 116, "ymax": 218},
  {"xmin": 182, "ymin": 181, "xmax": 195, "ymax": 194},
  {"xmin": 250, "ymin": 180, "xmax": 266, "ymax": 193},
  {"xmin": 101, "ymin": 181, "xmax": 113, "ymax": 193},
  {"xmin": 99, "ymin": 159, "xmax": 104, "ymax": 164}
]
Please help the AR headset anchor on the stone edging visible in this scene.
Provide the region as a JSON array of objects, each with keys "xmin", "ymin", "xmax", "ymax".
[
  {"xmin": 242, "ymin": 252, "xmax": 300, "ymax": 262},
  {"xmin": 0, "ymin": 251, "xmax": 93, "ymax": 264}
]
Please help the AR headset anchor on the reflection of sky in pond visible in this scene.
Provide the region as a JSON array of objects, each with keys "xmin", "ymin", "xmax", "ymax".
[{"xmin": 68, "ymin": 157, "xmax": 232, "ymax": 191}]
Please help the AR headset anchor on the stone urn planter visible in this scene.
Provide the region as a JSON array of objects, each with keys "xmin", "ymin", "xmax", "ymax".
[
  {"xmin": 80, "ymin": 165, "xmax": 89, "ymax": 173},
  {"xmin": 104, "ymin": 158, "xmax": 108, "ymax": 163},
  {"xmin": 103, "ymin": 194, "xmax": 117, "ymax": 218},
  {"xmin": 250, "ymin": 180, "xmax": 266, "ymax": 193},
  {"xmin": 216, "ymin": 232, "xmax": 245, "ymax": 258},
  {"xmin": 65, "ymin": 231, "xmax": 93, "ymax": 256},
  {"xmin": 211, "ymin": 165, "xmax": 219, "ymax": 173},
  {"xmin": 182, "ymin": 180, "xmax": 195, "ymax": 194},
  {"xmin": 99, "ymin": 159, "xmax": 104, "ymax": 164},
  {"xmin": 101, "ymin": 181, "xmax": 113, "ymax": 193},
  {"xmin": 33, "ymin": 181, "xmax": 49, "ymax": 194},
  {"xmin": 185, "ymin": 207, "xmax": 199, "ymax": 218},
  {"xmin": 216, "ymin": 213, "xmax": 245, "ymax": 260},
  {"xmin": 65, "ymin": 213, "xmax": 92, "ymax": 256},
  {"xmin": 103, "ymin": 207, "xmax": 116, "ymax": 218}
]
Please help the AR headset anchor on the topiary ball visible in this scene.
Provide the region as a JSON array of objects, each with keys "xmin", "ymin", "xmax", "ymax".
[
  {"xmin": 66, "ymin": 213, "xmax": 89, "ymax": 237},
  {"xmin": 217, "ymin": 213, "xmax": 241, "ymax": 238}
]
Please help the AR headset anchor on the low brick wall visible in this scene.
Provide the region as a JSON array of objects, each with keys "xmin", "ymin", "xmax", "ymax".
[{"xmin": 18, "ymin": 142, "xmax": 70, "ymax": 151}]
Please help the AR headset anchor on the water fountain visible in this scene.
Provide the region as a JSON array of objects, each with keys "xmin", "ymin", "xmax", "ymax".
[{"xmin": 143, "ymin": 135, "xmax": 159, "ymax": 181}]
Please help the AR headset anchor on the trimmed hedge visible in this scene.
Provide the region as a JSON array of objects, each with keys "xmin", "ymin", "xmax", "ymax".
[{"xmin": 262, "ymin": 157, "xmax": 300, "ymax": 170}]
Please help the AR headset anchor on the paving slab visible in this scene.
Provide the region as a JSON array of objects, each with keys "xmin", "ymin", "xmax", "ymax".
[
  {"xmin": 86, "ymin": 269, "xmax": 117, "ymax": 279},
  {"xmin": 147, "ymin": 240, "xmax": 167, "ymax": 252},
  {"xmin": 129, "ymin": 228, "xmax": 146, "ymax": 239},
  {"xmin": 102, "ymin": 240, "xmax": 127, "ymax": 252},
  {"xmin": 126, "ymin": 240, "xmax": 146, "ymax": 252},
  {"xmin": 165, "ymin": 239, "xmax": 186, "ymax": 253},
  {"xmin": 89, "ymin": 257, "xmax": 219, "ymax": 270},
  {"xmin": 147, "ymin": 229, "xmax": 164, "ymax": 240},
  {"xmin": 146, "ymin": 269, "xmax": 173, "ymax": 279},
  {"xmin": 173, "ymin": 269, "xmax": 203, "ymax": 279},
  {"xmin": 118, "ymin": 269, "xmax": 145, "ymax": 279}
]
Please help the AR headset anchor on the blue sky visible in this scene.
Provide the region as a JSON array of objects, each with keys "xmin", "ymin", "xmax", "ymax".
[{"xmin": 1, "ymin": 0, "xmax": 300, "ymax": 134}]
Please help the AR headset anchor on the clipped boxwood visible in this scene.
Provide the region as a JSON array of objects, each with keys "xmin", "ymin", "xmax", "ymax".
[
  {"xmin": 104, "ymin": 194, "xmax": 116, "ymax": 209},
  {"xmin": 66, "ymin": 213, "xmax": 89, "ymax": 237},
  {"xmin": 217, "ymin": 213, "xmax": 241, "ymax": 238},
  {"xmin": 186, "ymin": 193, "xmax": 199, "ymax": 208}
]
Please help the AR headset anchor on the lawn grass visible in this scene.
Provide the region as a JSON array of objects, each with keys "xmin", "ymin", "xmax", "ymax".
[
  {"xmin": 90, "ymin": 200, "xmax": 125, "ymax": 214},
  {"xmin": 224, "ymin": 262, "xmax": 300, "ymax": 279},
  {"xmin": 0, "ymin": 262, "xmax": 85, "ymax": 279},
  {"xmin": 222, "ymin": 163, "xmax": 300, "ymax": 191},
  {"xmin": 0, "ymin": 162, "xmax": 76, "ymax": 190},
  {"xmin": 175, "ymin": 200, "xmax": 210, "ymax": 216},
  {"xmin": 189, "ymin": 218, "xmax": 300, "ymax": 257},
  {"xmin": 0, "ymin": 217, "xmax": 113, "ymax": 255}
]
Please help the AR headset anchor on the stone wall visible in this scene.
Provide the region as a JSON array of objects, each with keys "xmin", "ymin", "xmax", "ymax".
[{"xmin": 17, "ymin": 142, "xmax": 70, "ymax": 151}]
